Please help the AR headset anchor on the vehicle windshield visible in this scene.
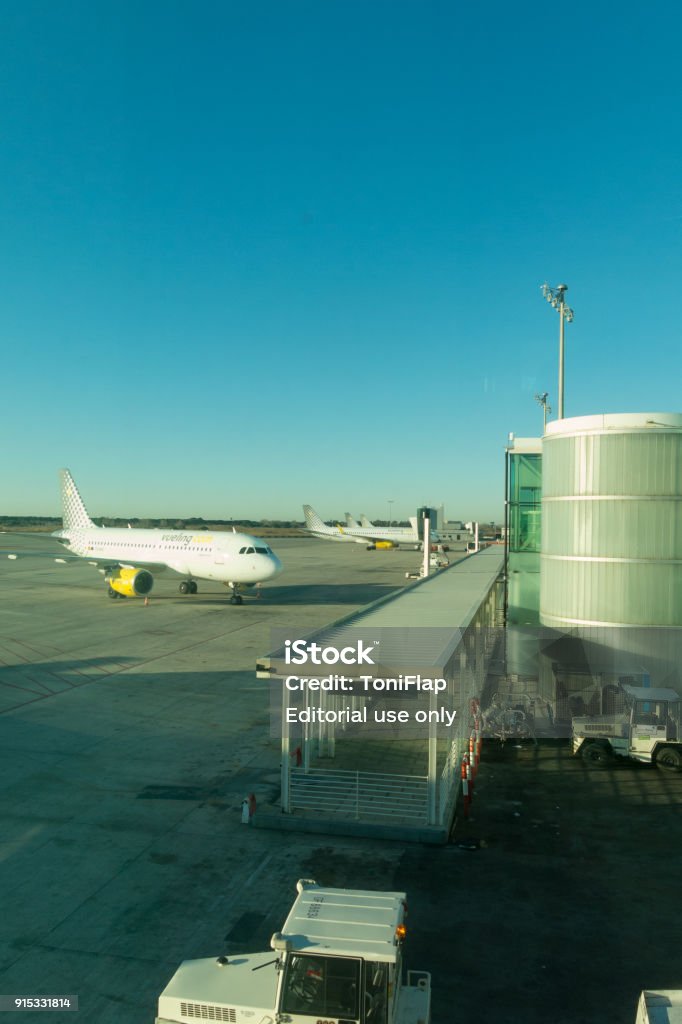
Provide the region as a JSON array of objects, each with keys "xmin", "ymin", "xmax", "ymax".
[
  {"xmin": 280, "ymin": 953, "xmax": 360, "ymax": 1020},
  {"xmin": 632, "ymin": 700, "xmax": 669, "ymax": 726}
]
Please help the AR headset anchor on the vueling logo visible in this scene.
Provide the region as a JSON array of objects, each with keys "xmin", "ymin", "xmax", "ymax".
[{"xmin": 284, "ymin": 639, "xmax": 378, "ymax": 666}]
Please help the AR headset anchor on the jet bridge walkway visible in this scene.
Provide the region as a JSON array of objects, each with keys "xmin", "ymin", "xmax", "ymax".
[{"xmin": 255, "ymin": 546, "xmax": 505, "ymax": 843}]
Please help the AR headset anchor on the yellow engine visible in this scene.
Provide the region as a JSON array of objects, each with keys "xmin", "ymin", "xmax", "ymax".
[
  {"xmin": 107, "ymin": 567, "xmax": 154, "ymax": 598},
  {"xmin": 375, "ymin": 541, "xmax": 397, "ymax": 550}
]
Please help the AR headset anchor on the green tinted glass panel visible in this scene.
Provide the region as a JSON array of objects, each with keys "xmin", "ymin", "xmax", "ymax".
[{"xmin": 509, "ymin": 453, "xmax": 542, "ymax": 553}]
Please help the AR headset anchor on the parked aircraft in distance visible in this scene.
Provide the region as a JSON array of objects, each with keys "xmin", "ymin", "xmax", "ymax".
[
  {"xmin": 344, "ymin": 513, "xmax": 361, "ymax": 528},
  {"xmin": 303, "ymin": 504, "xmax": 421, "ymax": 550},
  {"xmin": 360, "ymin": 514, "xmax": 375, "ymax": 528},
  {"xmin": 17, "ymin": 469, "xmax": 283, "ymax": 604}
]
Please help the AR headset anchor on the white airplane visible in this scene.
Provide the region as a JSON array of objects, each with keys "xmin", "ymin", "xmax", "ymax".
[
  {"xmin": 359, "ymin": 514, "xmax": 375, "ymax": 528},
  {"xmin": 38, "ymin": 469, "xmax": 283, "ymax": 604},
  {"xmin": 344, "ymin": 513, "xmax": 361, "ymax": 528},
  {"xmin": 303, "ymin": 504, "xmax": 421, "ymax": 550}
]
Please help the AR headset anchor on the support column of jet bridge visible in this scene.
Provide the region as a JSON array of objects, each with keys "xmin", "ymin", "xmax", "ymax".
[{"xmin": 256, "ymin": 545, "xmax": 505, "ymax": 845}]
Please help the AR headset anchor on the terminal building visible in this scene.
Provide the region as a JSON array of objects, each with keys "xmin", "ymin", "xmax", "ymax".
[
  {"xmin": 505, "ymin": 412, "xmax": 682, "ymax": 723},
  {"xmin": 256, "ymin": 410, "xmax": 682, "ymax": 842}
]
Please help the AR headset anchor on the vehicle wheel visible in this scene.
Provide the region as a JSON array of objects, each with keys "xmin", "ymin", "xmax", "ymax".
[
  {"xmin": 107, "ymin": 587, "xmax": 118, "ymax": 599},
  {"xmin": 179, "ymin": 581, "xmax": 190, "ymax": 595},
  {"xmin": 656, "ymin": 746, "xmax": 682, "ymax": 772},
  {"xmin": 581, "ymin": 741, "xmax": 613, "ymax": 768},
  {"xmin": 230, "ymin": 594, "xmax": 243, "ymax": 605},
  {"xmin": 189, "ymin": 581, "xmax": 198, "ymax": 594}
]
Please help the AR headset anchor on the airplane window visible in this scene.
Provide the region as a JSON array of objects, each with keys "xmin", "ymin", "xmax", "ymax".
[
  {"xmin": 246, "ymin": 547, "xmax": 255, "ymax": 554},
  {"xmin": 239, "ymin": 547, "xmax": 246, "ymax": 554},
  {"xmin": 255, "ymin": 547, "xmax": 268, "ymax": 554}
]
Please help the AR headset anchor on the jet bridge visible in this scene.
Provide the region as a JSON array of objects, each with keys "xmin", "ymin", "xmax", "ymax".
[{"xmin": 257, "ymin": 546, "xmax": 504, "ymax": 842}]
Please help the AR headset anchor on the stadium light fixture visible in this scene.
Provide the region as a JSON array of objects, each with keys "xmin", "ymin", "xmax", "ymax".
[{"xmin": 541, "ymin": 283, "xmax": 574, "ymax": 419}]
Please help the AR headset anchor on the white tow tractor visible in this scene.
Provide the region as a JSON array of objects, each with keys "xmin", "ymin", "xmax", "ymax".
[
  {"xmin": 155, "ymin": 879, "xmax": 431, "ymax": 1024},
  {"xmin": 572, "ymin": 684, "xmax": 682, "ymax": 771},
  {"xmin": 635, "ymin": 990, "xmax": 682, "ymax": 1022}
]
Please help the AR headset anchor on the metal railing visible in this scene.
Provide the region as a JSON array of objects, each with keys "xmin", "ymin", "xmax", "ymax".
[{"xmin": 289, "ymin": 767, "xmax": 429, "ymax": 823}]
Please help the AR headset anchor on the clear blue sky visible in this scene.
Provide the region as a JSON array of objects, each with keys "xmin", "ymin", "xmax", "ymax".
[{"xmin": 3, "ymin": 1, "xmax": 682, "ymax": 522}]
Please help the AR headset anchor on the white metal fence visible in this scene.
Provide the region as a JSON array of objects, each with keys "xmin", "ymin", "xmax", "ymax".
[{"xmin": 289, "ymin": 767, "xmax": 429, "ymax": 823}]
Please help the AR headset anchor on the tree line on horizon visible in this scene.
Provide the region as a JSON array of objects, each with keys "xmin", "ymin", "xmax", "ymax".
[
  {"xmin": 1, "ymin": 515, "xmax": 412, "ymax": 530},
  {"xmin": 0, "ymin": 515, "xmax": 305, "ymax": 529}
]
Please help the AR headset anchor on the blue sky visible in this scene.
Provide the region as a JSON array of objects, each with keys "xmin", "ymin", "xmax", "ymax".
[{"xmin": 3, "ymin": 1, "xmax": 682, "ymax": 521}]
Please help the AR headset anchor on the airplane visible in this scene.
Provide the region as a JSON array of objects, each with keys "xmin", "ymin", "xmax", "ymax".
[
  {"xmin": 25, "ymin": 469, "xmax": 283, "ymax": 604},
  {"xmin": 303, "ymin": 504, "xmax": 422, "ymax": 550},
  {"xmin": 344, "ymin": 513, "xmax": 361, "ymax": 528},
  {"xmin": 359, "ymin": 514, "xmax": 375, "ymax": 528}
]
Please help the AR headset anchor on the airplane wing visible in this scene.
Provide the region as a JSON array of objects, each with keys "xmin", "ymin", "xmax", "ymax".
[
  {"xmin": 1, "ymin": 537, "xmax": 170, "ymax": 573},
  {"xmin": 1, "ymin": 531, "xmax": 72, "ymax": 561},
  {"xmin": 3, "ymin": 549, "xmax": 169, "ymax": 572}
]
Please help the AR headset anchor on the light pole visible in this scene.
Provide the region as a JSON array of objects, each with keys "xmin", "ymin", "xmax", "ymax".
[
  {"xmin": 387, "ymin": 499, "xmax": 394, "ymax": 527},
  {"xmin": 534, "ymin": 391, "xmax": 552, "ymax": 431},
  {"xmin": 541, "ymin": 283, "xmax": 574, "ymax": 419}
]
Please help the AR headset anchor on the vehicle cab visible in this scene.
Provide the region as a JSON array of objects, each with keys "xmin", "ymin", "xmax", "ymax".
[{"xmin": 272, "ymin": 879, "xmax": 430, "ymax": 1024}]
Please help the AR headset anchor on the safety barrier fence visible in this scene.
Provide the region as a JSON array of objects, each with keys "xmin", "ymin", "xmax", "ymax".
[{"xmin": 289, "ymin": 767, "xmax": 429, "ymax": 823}]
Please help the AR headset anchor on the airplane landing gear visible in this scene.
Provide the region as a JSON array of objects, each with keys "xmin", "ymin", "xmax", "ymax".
[
  {"xmin": 179, "ymin": 581, "xmax": 198, "ymax": 595},
  {"xmin": 230, "ymin": 594, "xmax": 243, "ymax": 605}
]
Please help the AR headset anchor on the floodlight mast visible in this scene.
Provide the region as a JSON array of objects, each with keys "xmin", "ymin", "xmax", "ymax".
[
  {"xmin": 534, "ymin": 391, "xmax": 552, "ymax": 431},
  {"xmin": 541, "ymin": 283, "xmax": 574, "ymax": 419}
]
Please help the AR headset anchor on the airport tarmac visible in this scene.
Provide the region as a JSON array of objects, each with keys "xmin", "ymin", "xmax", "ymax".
[
  {"xmin": 1, "ymin": 534, "xmax": 681, "ymax": 1023},
  {"xmin": 0, "ymin": 535, "xmax": 422, "ymax": 1023}
]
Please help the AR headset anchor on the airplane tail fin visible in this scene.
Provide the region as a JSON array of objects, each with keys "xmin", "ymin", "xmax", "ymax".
[
  {"xmin": 344, "ymin": 512, "xmax": 360, "ymax": 528},
  {"xmin": 360, "ymin": 514, "xmax": 374, "ymax": 528},
  {"xmin": 303, "ymin": 504, "xmax": 332, "ymax": 533},
  {"xmin": 60, "ymin": 469, "xmax": 96, "ymax": 530}
]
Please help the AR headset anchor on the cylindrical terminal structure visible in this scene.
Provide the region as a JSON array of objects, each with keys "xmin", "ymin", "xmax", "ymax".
[{"xmin": 540, "ymin": 413, "xmax": 682, "ymax": 629}]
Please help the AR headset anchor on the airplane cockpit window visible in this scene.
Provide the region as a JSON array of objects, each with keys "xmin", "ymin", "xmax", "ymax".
[
  {"xmin": 255, "ymin": 547, "xmax": 268, "ymax": 554},
  {"xmin": 239, "ymin": 547, "xmax": 247, "ymax": 554},
  {"xmin": 280, "ymin": 953, "xmax": 360, "ymax": 1021}
]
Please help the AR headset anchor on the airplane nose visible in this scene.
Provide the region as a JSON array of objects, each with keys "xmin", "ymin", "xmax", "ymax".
[{"xmin": 266, "ymin": 554, "xmax": 283, "ymax": 579}]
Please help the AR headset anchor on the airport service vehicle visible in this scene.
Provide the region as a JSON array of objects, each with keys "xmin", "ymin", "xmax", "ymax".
[
  {"xmin": 404, "ymin": 553, "xmax": 450, "ymax": 579},
  {"xmin": 155, "ymin": 878, "xmax": 431, "ymax": 1024},
  {"xmin": 45, "ymin": 469, "xmax": 282, "ymax": 604},
  {"xmin": 635, "ymin": 990, "xmax": 682, "ymax": 1023},
  {"xmin": 572, "ymin": 685, "xmax": 682, "ymax": 770},
  {"xmin": 304, "ymin": 505, "xmax": 422, "ymax": 550}
]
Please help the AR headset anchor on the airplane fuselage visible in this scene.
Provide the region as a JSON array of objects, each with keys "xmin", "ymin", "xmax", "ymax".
[{"xmin": 53, "ymin": 527, "xmax": 282, "ymax": 586}]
